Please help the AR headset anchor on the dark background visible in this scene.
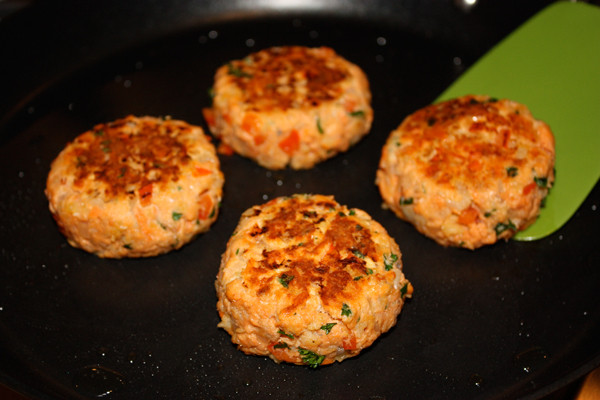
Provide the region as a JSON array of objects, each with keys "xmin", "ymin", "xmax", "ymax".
[{"xmin": 1, "ymin": 1, "xmax": 599, "ymax": 399}]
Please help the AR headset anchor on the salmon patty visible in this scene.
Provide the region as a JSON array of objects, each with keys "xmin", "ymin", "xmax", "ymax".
[
  {"xmin": 215, "ymin": 194, "xmax": 412, "ymax": 367},
  {"xmin": 376, "ymin": 95, "xmax": 555, "ymax": 249},
  {"xmin": 46, "ymin": 115, "xmax": 224, "ymax": 258},
  {"xmin": 203, "ymin": 46, "xmax": 373, "ymax": 169}
]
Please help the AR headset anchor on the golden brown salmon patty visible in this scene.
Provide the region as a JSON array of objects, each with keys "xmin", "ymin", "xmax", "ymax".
[
  {"xmin": 376, "ymin": 95, "xmax": 555, "ymax": 249},
  {"xmin": 46, "ymin": 115, "xmax": 224, "ymax": 258},
  {"xmin": 203, "ymin": 46, "xmax": 373, "ymax": 169},
  {"xmin": 215, "ymin": 194, "xmax": 412, "ymax": 367}
]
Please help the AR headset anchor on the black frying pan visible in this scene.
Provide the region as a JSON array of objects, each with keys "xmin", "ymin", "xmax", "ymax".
[{"xmin": 1, "ymin": 1, "xmax": 599, "ymax": 399}]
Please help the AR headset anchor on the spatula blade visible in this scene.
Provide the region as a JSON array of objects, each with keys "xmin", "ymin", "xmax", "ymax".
[{"xmin": 436, "ymin": 2, "xmax": 600, "ymax": 240}]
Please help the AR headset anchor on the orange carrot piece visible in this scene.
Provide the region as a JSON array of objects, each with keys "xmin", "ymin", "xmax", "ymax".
[
  {"xmin": 197, "ymin": 194, "xmax": 214, "ymax": 220},
  {"xmin": 241, "ymin": 113, "xmax": 259, "ymax": 133},
  {"xmin": 342, "ymin": 334, "xmax": 357, "ymax": 351},
  {"xmin": 217, "ymin": 142, "xmax": 235, "ymax": 156},
  {"xmin": 343, "ymin": 99, "xmax": 357, "ymax": 112},
  {"xmin": 138, "ymin": 183, "xmax": 153, "ymax": 206},
  {"xmin": 523, "ymin": 182, "xmax": 536, "ymax": 195},
  {"xmin": 202, "ymin": 108, "xmax": 215, "ymax": 128},
  {"xmin": 193, "ymin": 166, "xmax": 212, "ymax": 177},
  {"xmin": 267, "ymin": 342, "xmax": 297, "ymax": 363},
  {"xmin": 458, "ymin": 206, "xmax": 479, "ymax": 225},
  {"xmin": 242, "ymin": 113, "xmax": 266, "ymax": 145},
  {"xmin": 278, "ymin": 130, "xmax": 300, "ymax": 155}
]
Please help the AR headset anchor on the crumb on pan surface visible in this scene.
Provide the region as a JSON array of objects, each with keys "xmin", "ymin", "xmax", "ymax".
[
  {"xmin": 376, "ymin": 95, "xmax": 555, "ymax": 249},
  {"xmin": 203, "ymin": 46, "xmax": 373, "ymax": 170},
  {"xmin": 45, "ymin": 115, "xmax": 224, "ymax": 258},
  {"xmin": 215, "ymin": 194, "xmax": 412, "ymax": 367}
]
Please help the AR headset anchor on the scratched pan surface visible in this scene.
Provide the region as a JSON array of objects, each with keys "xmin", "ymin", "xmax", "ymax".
[{"xmin": 0, "ymin": 1, "xmax": 599, "ymax": 399}]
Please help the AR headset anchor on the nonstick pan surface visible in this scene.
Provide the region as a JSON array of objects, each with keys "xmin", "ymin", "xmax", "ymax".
[{"xmin": 1, "ymin": 1, "xmax": 599, "ymax": 399}]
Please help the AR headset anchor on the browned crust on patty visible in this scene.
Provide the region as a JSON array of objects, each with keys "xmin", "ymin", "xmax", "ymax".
[
  {"xmin": 376, "ymin": 95, "xmax": 555, "ymax": 249},
  {"xmin": 68, "ymin": 116, "xmax": 194, "ymax": 202},
  {"xmin": 225, "ymin": 46, "xmax": 349, "ymax": 111},
  {"xmin": 204, "ymin": 46, "xmax": 373, "ymax": 169},
  {"xmin": 402, "ymin": 96, "xmax": 552, "ymax": 186},
  {"xmin": 216, "ymin": 194, "xmax": 412, "ymax": 366},
  {"xmin": 46, "ymin": 115, "xmax": 224, "ymax": 258},
  {"xmin": 243, "ymin": 196, "xmax": 379, "ymax": 311}
]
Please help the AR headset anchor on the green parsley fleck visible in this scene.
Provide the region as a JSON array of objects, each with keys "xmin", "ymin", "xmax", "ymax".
[
  {"xmin": 94, "ymin": 129, "xmax": 104, "ymax": 137},
  {"xmin": 278, "ymin": 329, "xmax": 294, "ymax": 339},
  {"xmin": 367, "ymin": 268, "xmax": 374, "ymax": 275},
  {"xmin": 316, "ymin": 117, "xmax": 324, "ymax": 134},
  {"xmin": 399, "ymin": 197, "xmax": 414, "ymax": 205},
  {"xmin": 273, "ymin": 342, "xmax": 289, "ymax": 349},
  {"xmin": 207, "ymin": 87, "xmax": 215, "ymax": 99},
  {"xmin": 354, "ymin": 276, "xmax": 363, "ymax": 281},
  {"xmin": 506, "ymin": 166, "xmax": 518, "ymax": 177},
  {"xmin": 484, "ymin": 208, "xmax": 496, "ymax": 218},
  {"xmin": 400, "ymin": 282, "xmax": 409, "ymax": 298},
  {"xmin": 349, "ymin": 110, "xmax": 365, "ymax": 118},
  {"xmin": 352, "ymin": 250, "xmax": 365, "ymax": 259},
  {"xmin": 341, "ymin": 303, "xmax": 352, "ymax": 317},
  {"xmin": 302, "ymin": 210, "xmax": 317, "ymax": 218},
  {"xmin": 298, "ymin": 348, "xmax": 325, "ymax": 368},
  {"xmin": 494, "ymin": 220, "xmax": 516, "ymax": 236},
  {"xmin": 349, "ymin": 209, "xmax": 356, "ymax": 216},
  {"xmin": 384, "ymin": 253, "xmax": 398, "ymax": 271},
  {"xmin": 278, "ymin": 274, "xmax": 294, "ymax": 288},
  {"xmin": 172, "ymin": 211, "xmax": 183, "ymax": 221},
  {"xmin": 320, "ymin": 323, "xmax": 337, "ymax": 335},
  {"xmin": 227, "ymin": 63, "xmax": 253, "ymax": 78},
  {"xmin": 123, "ymin": 244, "xmax": 132, "ymax": 250},
  {"xmin": 338, "ymin": 211, "xmax": 346, "ymax": 217},
  {"xmin": 100, "ymin": 139, "xmax": 111, "ymax": 153},
  {"xmin": 534, "ymin": 176, "xmax": 548, "ymax": 188}
]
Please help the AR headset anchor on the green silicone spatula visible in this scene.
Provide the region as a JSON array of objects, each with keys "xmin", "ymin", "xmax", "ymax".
[{"xmin": 436, "ymin": 1, "xmax": 600, "ymax": 241}]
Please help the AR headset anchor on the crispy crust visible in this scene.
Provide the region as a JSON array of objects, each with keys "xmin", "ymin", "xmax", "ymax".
[
  {"xmin": 45, "ymin": 115, "xmax": 224, "ymax": 258},
  {"xmin": 216, "ymin": 194, "xmax": 412, "ymax": 366},
  {"xmin": 376, "ymin": 95, "xmax": 555, "ymax": 249},
  {"xmin": 204, "ymin": 46, "xmax": 373, "ymax": 169}
]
